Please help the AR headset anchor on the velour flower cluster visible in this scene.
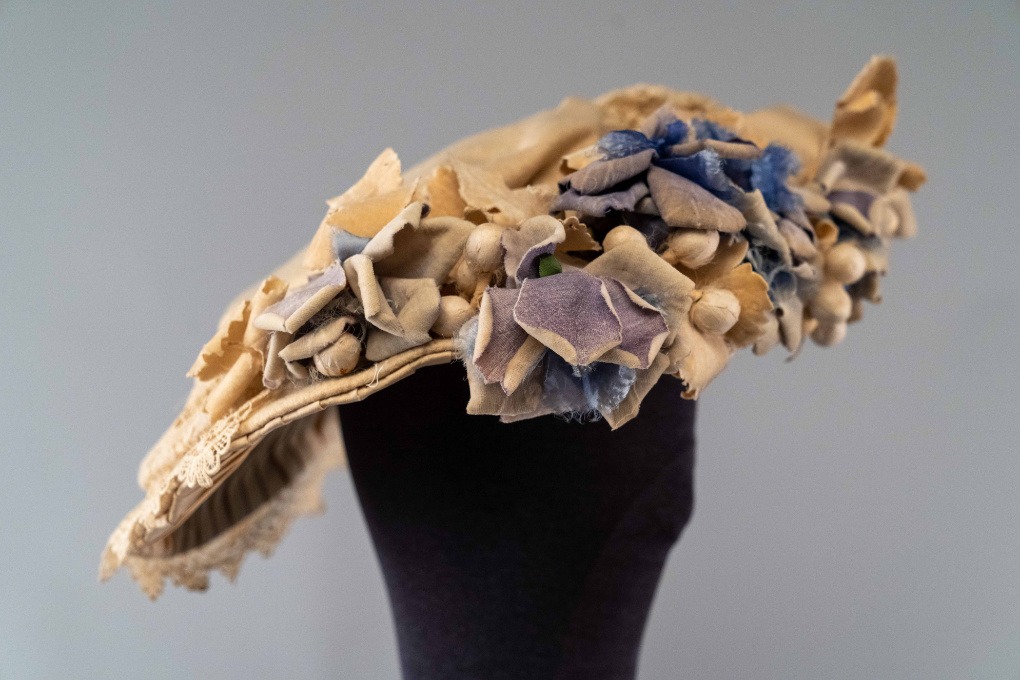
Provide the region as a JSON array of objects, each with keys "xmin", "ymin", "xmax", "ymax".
[
  {"xmin": 183, "ymin": 57, "xmax": 924, "ymax": 430},
  {"xmin": 251, "ymin": 200, "xmax": 476, "ymax": 389},
  {"xmin": 462, "ymin": 214, "xmax": 694, "ymax": 427},
  {"xmin": 550, "ymin": 103, "xmax": 920, "ymax": 364}
]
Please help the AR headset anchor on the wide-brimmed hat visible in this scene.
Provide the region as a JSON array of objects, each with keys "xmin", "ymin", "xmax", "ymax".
[{"xmin": 101, "ymin": 57, "xmax": 925, "ymax": 598}]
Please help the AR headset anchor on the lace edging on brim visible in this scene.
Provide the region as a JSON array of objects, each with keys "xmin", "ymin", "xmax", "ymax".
[{"xmin": 99, "ymin": 409, "xmax": 344, "ymax": 600}]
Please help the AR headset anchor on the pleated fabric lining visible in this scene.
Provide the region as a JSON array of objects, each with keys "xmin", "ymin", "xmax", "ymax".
[{"xmin": 169, "ymin": 421, "xmax": 315, "ymax": 555}]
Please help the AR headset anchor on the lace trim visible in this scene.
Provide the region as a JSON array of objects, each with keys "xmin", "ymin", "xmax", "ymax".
[
  {"xmin": 100, "ymin": 408, "xmax": 343, "ymax": 598},
  {"xmin": 176, "ymin": 402, "xmax": 252, "ymax": 489},
  {"xmin": 136, "ymin": 380, "xmax": 215, "ymax": 490}
]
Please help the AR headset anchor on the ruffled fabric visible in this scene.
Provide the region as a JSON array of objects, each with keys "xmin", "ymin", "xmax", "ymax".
[{"xmin": 102, "ymin": 56, "xmax": 925, "ymax": 598}]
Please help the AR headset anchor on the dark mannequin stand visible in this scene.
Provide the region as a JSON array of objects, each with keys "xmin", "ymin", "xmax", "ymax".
[{"xmin": 337, "ymin": 361, "xmax": 696, "ymax": 680}]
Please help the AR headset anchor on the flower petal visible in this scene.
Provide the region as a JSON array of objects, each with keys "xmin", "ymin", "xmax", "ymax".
[
  {"xmin": 741, "ymin": 105, "xmax": 829, "ymax": 182},
  {"xmin": 450, "ymin": 158, "xmax": 556, "ymax": 225},
  {"xmin": 561, "ymin": 148, "xmax": 655, "ymax": 194},
  {"xmin": 415, "ymin": 164, "xmax": 467, "ymax": 218},
  {"xmin": 830, "ymin": 200, "xmax": 876, "ymax": 236},
  {"xmin": 596, "ymin": 129, "xmax": 657, "ymax": 159},
  {"xmin": 776, "ymin": 294, "xmax": 805, "ymax": 354},
  {"xmin": 674, "ymin": 234, "xmax": 749, "ymax": 286},
  {"xmin": 372, "ymin": 215, "xmax": 475, "ymax": 283},
  {"xmin": 748, "ymin": 144, "xmax": 801, "ymax": 214},
  {"xmin": 560, "ymin": 143, "xmax": 600, "ymax": 173},
  {"xmin": 583, "ymin": 240, "xmax": 695, "ymax": 345},
  {"xmin": 278, "ymin": 315, "xmax": 358, "ymax": 362},
  {"xmin": 472, "ymin": 287, "xmax": 545, "ymax": 393},
  {"xmin": 831, "ymin": 56, "xmax": 898, "ymax": 147},
  {"xmin": 557, "ymin": 216, "xmax": 601, "ymax": 254},
  {"xmin": 461, "ymin": 317, "xmax": 546, "ymax": 417},
  {"xmin": 551, "ymin": 182, "xmax": 649, "ymax": 217},
  {"xmin": 636, "ymin": 105, "xmax": 689, "ymax": 142},
  {"xmin": 828, "ymin": 189, "xmax": 876, "ymax": 216},
  {"xmin": 513, "ymin": 271, "xmax": 622, "ymax": 366},
  {"xmin": 304, "ymin": 148, "xmax": 408, "ymax": 269},
  {"xmin": 190, "ymin": 276, "xmax": 288, "ymax": 380},
  {"xmin": 666, "ymin": 319, "xmax": 733, "ymax": 399},
  {"xmin": 646, "ymin": 166, "xmax": 745, "ymax": 232},
  {"xmin": 502, "ymin": 215, "xmax": 566, "ymax": 283},
  {"xmin": 819, "ymin": 142, "xmax": 909, "ymax": 195},
  {"xmin": 600, "ymin": 353, "xmax": 671, "ymax": 429},
  {"xmin": 741, "ymin": 189, "xmax": 792, "ymax": 264},
  {"xmin": 778, "ymin": 218, "xmax": 818, "ymax": 261},
  {"xmin": 262, "ymin": 331, "xmax": 291, "ymax": 390},
  {"xmin": 872, "ymin": 188, "xmax": 917, "ymax": 239},
  {"xmin": 364, "ymin": 277, "xmax": 442, "ymax": 361},
  {"xmin": 342, "ymin": 204, "xmax": 471, "ymax": 337},
  {"xmin": 343, "ymin": 254, "xmax": 400, "ymax": 335},
  {"xmin": 253, "ymin": 263, "xmax": 346, "ymax": 334},
  {"xmin": 188, "ymin": 301, "xmax": 250, "ymax": 381},
  {"xmin": 653, "ymin": 149, "xmax": 742, "ymax": 202},
  {"xmin": 703, "ymin": 138, "xmax": 762, "ymax": 160},
  {"xmin": 752, "ymin": 312, "xmax": 781, "ymax": 356},
  {"xmin": 356, "ymin": 202, "xmax": 430, "ymax": 262},
  {"xmin": 324, "ymin": 187, "xmax": 415, "ymax": 240},
  {"xmin": 538, "ymin": 354, "xmax": 637, "ymax": 417},
  {"xmin": 331, "ymin": 230, "xmax": 372, "ymax": 262},
  {"xmin": 598, "ymin": 279, "xmax": 669, "ymax": 369},
  {"xmin": 713, "ymin": 263, "xmax": 774, "ymax": 348}
]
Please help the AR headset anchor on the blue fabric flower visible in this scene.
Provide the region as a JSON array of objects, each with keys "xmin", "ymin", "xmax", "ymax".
[
  {"xmin": 654, "ymin": 150, "xmax": 742, "ymax": 203},
  {"xmin": 596, "ymin": 119, "xmax": 689, "ymax": 160},
  {"xmin": 558, "ymin": 112, "xmax": 808, "ymax": 303},
  {"xmin": 746, "ymin": 241, "xmax": 798, "ymax": 304},
  {"xmin": 691, "ymin": 118, "xmax": 743, "ymax": 143},
  {"xmin": 540, "ymin": 354, "xmax": 637, "ymax": 418},
  {"xmin": 586, "ymin": 116, "xmax": 803, "ymax": 215},
  {"xmin": 749, "ymin": 144, "xmax": 801, "ymax": 214}
]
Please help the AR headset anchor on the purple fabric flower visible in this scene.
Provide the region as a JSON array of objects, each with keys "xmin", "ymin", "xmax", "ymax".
[
  {"xmin": 472, "ymin": 287, "xmax": 543, "ymax": 392},
  {"xmin": 470, "ymin": 266, "xmax": 670, "ymax": 414},
  {"xmin": 475, "ymin": 269, "xmax": 667, "ymax": 370},
  {"xmin": 559, "ymin": 149, "xmax": 655, "ymax": 194},
  {"xmin": 464, "ymin": 220, "xmax": 693, "ymax": 426},
  {"xmin": 513, "ymin": 271, "xmax": 623, "ymax": 367}
]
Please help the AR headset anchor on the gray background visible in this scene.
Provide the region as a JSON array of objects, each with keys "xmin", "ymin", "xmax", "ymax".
[{"xmin": 2, "ymin": 1, "xmax": 1017, "ymax": 678}]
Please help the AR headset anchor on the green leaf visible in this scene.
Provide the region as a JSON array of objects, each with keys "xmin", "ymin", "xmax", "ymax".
[{"xmin": 538, "ymin": 253, "xmax": 563, "ymax": 277}]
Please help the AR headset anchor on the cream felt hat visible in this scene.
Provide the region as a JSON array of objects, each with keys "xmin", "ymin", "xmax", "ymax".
[{"xmin": 101, "ymin": 56, "xmax": 925, "ymax": 598}]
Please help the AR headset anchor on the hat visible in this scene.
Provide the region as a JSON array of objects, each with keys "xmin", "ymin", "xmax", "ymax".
[{"xmin": 101, "ymin": 56, "xmax": 925, "ymax": 598}]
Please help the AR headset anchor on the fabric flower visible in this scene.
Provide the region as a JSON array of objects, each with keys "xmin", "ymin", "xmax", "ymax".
[
  {"xmin": 303, "ymin": 148, "xmax": 414, "ymax": 271},
  {"xmin": 254, "ymin": 200, "xmax": 477, "ymax": 383},
  {"xmin": 551, "ymin": 108, "xmax": 809, "ymax": 340},
  {"xmin": 789, "ymin": 139, "xmax": 923, "ymax": 346},
  {"xmin": 341, "ymin": 201, "xmax": 474, "ymax": 361},
  {"xmin": 463, "ymin": 218, "xmax": 690, "ymax": 428},
  {"xmin": 555, "ymin": 91, "xmax": 924, "ymax": 363},
  {"xmin": 252, "ymin": 262, "xmax": 348, "ymax": 334},
  {"xmin": 664, "ymin": 235, "xmax": 772, "ymax": 396},
  {"xmin": 188, "ymin": 276, "xmax": 288, "ymax": 420}
]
